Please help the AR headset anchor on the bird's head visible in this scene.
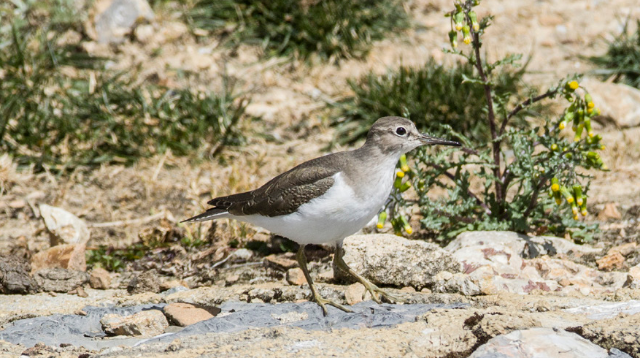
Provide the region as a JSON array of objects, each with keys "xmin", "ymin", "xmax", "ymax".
[{"xmin": 365, "ymin": 116, "xmax": 461, "ymax": 155}]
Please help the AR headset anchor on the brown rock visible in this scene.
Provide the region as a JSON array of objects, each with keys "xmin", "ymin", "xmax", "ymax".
[
  {"xmin": 598, "ymin": 203, "xmax": 622, "ymax": 221},
  {"xmin": 0, "ymin": 255, "xmax": 39, "ymax": 294},
  {"xmin": 69, "ymin": 286, "xmax": 89, "ymax": 297},
  {"xmin": 33, "ymin": 268, "xmax": 89, "ymax": 292},
  {"xmin": 127, "ymin": 270, "xmax": 160, "ymax": 294},
  {"xmin": 596, "ymin": 252, "xmax": 625, "ymax": 271},
  {"xmin": 163, "ymin": 303, "xmax": 220, "ymax": 327},
  {"xmin": 608, "ymin": 242, "xmax": 637, "ymax": 257},
  {"xmin": 39, "ymin": 204, "xmax": 90, "ymax": 246},
  {"xmin": 264, "ymin": 254, "xmax": 298, "ymax": 271},
  {"xmin": 30, "ymin": 244, "xmax": 87, "ymax": 273},
  {"xmin": 89, "ymin": 268, "xmax": 112, "ymax": 289},
  {"xmin": 224, "ymin": 274, "xmax": 240, "ymax": 286},
  {"xmin": 101, "ymin": 310, "xmax": 168, "ymax": 337},
  {"xmin": 286, "ymin": 268, "xmax": 306, "ymax": 286},
  {"xmin": 344, "ymin": 283, "xmax": 366, "ymax": 305}
]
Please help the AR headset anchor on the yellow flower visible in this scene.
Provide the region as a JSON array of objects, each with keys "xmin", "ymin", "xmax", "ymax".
[
  {"xmin": 568, "ymin": 81, "xmax": 579, "ymax": 90},
  {"xmin": 551, "ymin": 183, "xmax": 560, "ymax": 192},
  {"xmin": 558, "ymin": 121, "xmax": 566, "ymax": 130},
  {"xmin": 396, "ymin": 170, "xmax": 405, "ymax": 178}
]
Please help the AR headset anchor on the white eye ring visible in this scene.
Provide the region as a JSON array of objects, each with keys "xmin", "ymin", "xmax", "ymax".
[{"xmin": 395, "ymin": 127, "xmax": 407, "ymax": 136}]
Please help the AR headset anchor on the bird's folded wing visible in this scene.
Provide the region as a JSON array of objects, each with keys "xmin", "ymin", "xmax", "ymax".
[{"xmin": 208, "ymin": 157, "xmax": 340, "ymax": 217}]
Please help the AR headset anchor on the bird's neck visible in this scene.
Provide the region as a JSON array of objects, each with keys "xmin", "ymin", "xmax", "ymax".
[{"xmin": 356, "ymin": 141, "xmax": 404, "ymax": 167}]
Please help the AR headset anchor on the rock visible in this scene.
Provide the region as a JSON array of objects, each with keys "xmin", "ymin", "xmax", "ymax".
[
  {"xmin": 597, "ymin": 252, "xmax": 626, "ymax": 271},
  {"xmin": 163, "ymin": 303, "xmax": 220, "ymax": 327},
  {"xmin": 92, "ymin": 0, "xmax": 154, "ymax": 44},
  {"xmin": 608, "ymin": 243, "xmax": 637, "ymax": 257},
  {"xmin": 101, "ymin": 309, "xmax": 168, "ymax": 337},
  {"xmin": 264, "ymin": 254, "xmax": 298, "ymax": 271},
  {"xmin": 30, "ymin": 244, "xmax": 87, "ymax": 273},
  {"xmin": 89, "ymin": 268, "xmax": 111, "ymax": 289},
  {"xmin": 286, "ymin": 268, "xmax": 306, "ymax": 286},
  {"xmin": 317, "ymin": 270, "xmax": 334, "ymax": 282},
  {"xmin": 564, "ymin": 300, "xmax": 640, "ymax": 320},
  {"xmin": 446, "ymin": 231, "xmax": 601, "ymax": 261},
  {"xmin": 438, "ymin": 231, "xmax": 625, "ymax": 296},
  {"xmin": 467, "ymin": 311, "xmax": 542, "ymax": 344},
  {"xmin": 470, "ymin": 328, "xmax": 610, "ymax": 358},
  {"xmin": 68, "ymin": 286, "xmax": 89, "ymax": 298},
  {"xmin": 598, "ymin": 203, "xmax": 622, "ymax": 221},
  {"xmin": 432, "ymin": 271, "xmax": 481, "ymax": 296},
  {"xmin": 609, "ymin": 348, "xmax": 633, "ymax": 358},
  {"xmin": 581, "ymin": 78, "xmax": 640, "ymax": 128},
  {"xmin": 629, "ymin": 265, "xmax": 640, "ymax": 285},
  {"xmin": 159, "ymin": 280, "xmax": 188, "ymax": 292},
  {"xmin": 33, "ymin": 268, "xmax": 89, "ymax": 292},
  {"xmin": 230, "ymin": 248, "xmax": 254, "ymax": 263},
  {"xmin": 338, "ymin": 234, "xmax": 460, "ymax": 289},
  {"xmin": 127, "ymin": 270, "xmax": 160, "ymax": 294},
  {"xmin": 569, "ymin": 313, "xmax": 640, "ymax": 357},
  {"xmin": 0, "ymin": 256, "xmax": 39, "ymax": 294},
  {"xmin": 344, "ymin": 283, "xmax": 366, "ymax": 305},
  {"xmin": 39, "ymin": 204, "xmax": 90, "ymax": 246}
]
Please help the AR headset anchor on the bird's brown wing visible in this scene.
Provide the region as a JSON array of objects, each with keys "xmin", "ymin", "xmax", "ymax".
[{"xmin": 207, "ymin": 154, "xmax": 344, "ymax": 217}]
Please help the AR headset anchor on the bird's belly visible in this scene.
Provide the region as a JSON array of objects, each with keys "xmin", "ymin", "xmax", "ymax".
[{"xmin": 242, "ymin": 172, "xmax": 391, "ymax": 245}]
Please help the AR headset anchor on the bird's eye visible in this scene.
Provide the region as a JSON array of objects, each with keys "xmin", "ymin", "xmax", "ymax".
[{"xmin": 395, "ymin": 127, "xmax": 407, "ymax": 136}]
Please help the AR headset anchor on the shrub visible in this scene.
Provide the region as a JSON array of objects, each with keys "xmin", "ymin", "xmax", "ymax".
[
  {"xmin": 187, "ymin": 0, "xmax": 409, "ymax": 60},
  {"xmin": 374, "ymin": 1, "xmax": 606, "ymax": 243},
  {"xmin": 589, "ymin": 20, "xmax": 640, "ymax": 88}
]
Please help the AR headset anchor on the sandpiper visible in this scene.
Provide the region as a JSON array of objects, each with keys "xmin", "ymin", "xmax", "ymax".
[{"xmin": 184, "ymin": 116, "xmax": 460, "ymax": 315}]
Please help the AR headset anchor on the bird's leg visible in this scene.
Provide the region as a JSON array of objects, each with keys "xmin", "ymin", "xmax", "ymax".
[
  {"xmin": 296, "ymin": 245, "xmax": 352, "ymax": 316},
  {"xmin": 334, "ymin": 245, "xmax": 404, "ymax": 304}
]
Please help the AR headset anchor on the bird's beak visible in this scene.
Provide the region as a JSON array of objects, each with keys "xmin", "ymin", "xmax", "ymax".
[{"xmin": 418, "ymin": 133, "xmax": 461, "ymax": 147}]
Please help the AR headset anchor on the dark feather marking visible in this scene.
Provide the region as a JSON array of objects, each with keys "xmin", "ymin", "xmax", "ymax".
[{"xmin": 204, "ymin": 154, "xmax": 349, "ymax": 217}]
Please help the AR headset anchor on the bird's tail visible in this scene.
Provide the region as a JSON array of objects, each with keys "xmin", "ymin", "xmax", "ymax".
[{"xmin": 181, "ymin": 208, "xmax": 229, "ymax": 223}]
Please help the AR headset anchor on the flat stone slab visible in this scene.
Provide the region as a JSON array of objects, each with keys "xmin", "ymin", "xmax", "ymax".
[{"xmin": 0, "ymin": 301, "xmax": 465, "ymax": 350}]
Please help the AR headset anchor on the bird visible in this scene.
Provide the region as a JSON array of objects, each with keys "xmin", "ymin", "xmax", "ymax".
[{"xmin": 183, "ymin": 116, "xmax": 460, "ymax": 315}]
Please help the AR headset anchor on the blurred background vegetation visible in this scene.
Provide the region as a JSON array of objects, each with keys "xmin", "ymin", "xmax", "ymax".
[
  {"xmin": 1, "ymin": 0, "xmax": 636, "ymax": 173},
  {"xmin": 1, "ymin": 0, "xmax": 637, "ymax": 269}
]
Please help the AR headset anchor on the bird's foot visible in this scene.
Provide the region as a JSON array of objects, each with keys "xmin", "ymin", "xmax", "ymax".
[
  {"xmin": 313, "ymin": 292, "xmax": 353, "ymax": 316},
  {"xmin": 362, "ymin": 282, "xmax": 406, "ymax": 304}
]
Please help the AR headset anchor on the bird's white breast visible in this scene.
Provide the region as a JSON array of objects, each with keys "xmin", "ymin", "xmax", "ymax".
[{"xmin": 242, "ymin": 170, "xmax": 395, "ymax": 245}]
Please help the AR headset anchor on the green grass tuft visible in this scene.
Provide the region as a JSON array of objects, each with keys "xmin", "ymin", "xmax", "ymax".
[
  {"xmin": 589, "ymin": 20, "xmax": 640, "ymax": 88},
  {"xmin": 333, "ymin": 60, "xmax": 534, "ymax": 145},
  {"xmin": 187, "ymin": 0, "xmax": 409, "ymax": 60}
]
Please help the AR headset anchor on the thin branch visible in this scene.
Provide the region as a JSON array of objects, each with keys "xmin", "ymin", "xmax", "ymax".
[
  {"xmin": 461, "ymin": 146, "xmax": 480, "ymax": 155},
  {"xmin": 500, "ymin": 89, "xmax": 557, "ymax": 135},
  {"xmin": 469, "ymin": 20, "xmax": 503, "ymax": 206},
  {"xmin": 431, "ymin": 163, "xmax": 492, "ymax": 214},
  {"xmin": 522, "ymin": 178, "xmax": 548, "ymax": 221}
]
